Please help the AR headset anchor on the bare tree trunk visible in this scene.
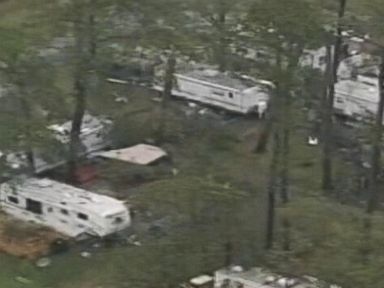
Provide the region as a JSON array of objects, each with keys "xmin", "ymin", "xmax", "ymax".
[
  {"xmin": 322, "ymin": 46, "xmax": 334, "ymax": 194},
  {"xmin": 157, "ymin": 50, "xmax": 176, "ymax": 143},
  {"xmin": 279, "ymin": 52, "xmax": 300, "ymax": 203},
  {"xmin": 89, "ymin": 14, "xmax": 97, "ymax": 58},
  {"xmin": 254, "ymin": 52, "xmax": 283, "ymax": 154},
  {"xmin": 265, "ymin": 129, "xmax": 281, "ymax": 250},
  {"xmin": 217, "ymin": 1, "xmax": 227, "ymax": 72},
  {"xmin": 280, "ymin": 92, "xmax": 290, "ymax": 251},
  {"xmin": 19, "ymin": 97, "xmax": 35, "ymax": 174},
  {"xmin": 224, "ymin": 241, "xmax": 233, "ymax": 266},
  {"xmin": 265, "ymin": 81, "xmax": 282, "ymax": 249},
  {"xmin": 254, "ymin": 111, "xmax": 272, "ymax": 153},
  {"xmin": 67, "ymin": 1, "xmax": 92, "ymax": 183},
  {"xmin": 278, "ymin": 50, "xmax": 302, "ymax": 251},
  {"xmin": 68, "ymin": 75, "xmax": 87, "ymax": 183},
  {"xmin": 322, "ymin": 0, "xmax": 347, "ymax": 194},
  {"xmin": 366, "ymin": 54, "xmax": 384, "ymax": 213}
]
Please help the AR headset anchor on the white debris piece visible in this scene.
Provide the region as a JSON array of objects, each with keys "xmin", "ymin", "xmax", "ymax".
[
  {"xmin": 308, "ymin": 136, "xmax": 319, "ymax": 146},
  {"xmin": 35, "ymin": 257, "xmax": 52, "ymax": 268},
  {"xmin": 80, "ymin": 251, "xmax": 92, "ymax": 258}
]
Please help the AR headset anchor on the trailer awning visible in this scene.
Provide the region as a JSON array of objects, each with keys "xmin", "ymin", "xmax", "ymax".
[{"xmin": 94, "ymin": 144, "xmax": 167, "ymax": 165}]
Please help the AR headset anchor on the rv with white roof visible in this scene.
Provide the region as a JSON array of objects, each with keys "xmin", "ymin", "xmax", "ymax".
[
  {"xmin": 154, "ymin": 68, "xmax": 273, "ymax": 116},
  {"xmin": 0, "ymin": 178, "xmax": 131, "ymax": 237},
  {"xmin": 334, "ymin": 75, "xmax": 379, "ymax": 121}
]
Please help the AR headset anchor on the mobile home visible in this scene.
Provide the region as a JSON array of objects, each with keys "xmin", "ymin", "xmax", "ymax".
[
  {"xmin": 334, "ymin": 75, "xmax": 379, "ymax": 120},
  {"xmin": 154, "ymin": 68, "xmax": 273, "ymax": 116},
  {"xmin": 0, "ymin": 178, "xmax": 131, "ymax": 237}
]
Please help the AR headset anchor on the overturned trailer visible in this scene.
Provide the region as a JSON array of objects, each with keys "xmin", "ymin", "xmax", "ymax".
[
  {"xmin": 154, "ymin": 68, "xmax": 273, "ymax": 116},
  {"xmin": 0, "ymin": 178, "xmax": 131, "ymax": 237}
]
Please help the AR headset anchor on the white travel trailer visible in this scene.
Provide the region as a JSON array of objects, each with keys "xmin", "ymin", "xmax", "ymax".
[
  {"xmin": 334, "ymin": 75, "xmax": 379, "ymax": 120},
  {"xmin": 154, "ymin": 68, "xmax": 273, "ymax": 116},
  {"xmin": 0, "ymin": 178, "xmax": 131, "ymax": 237}
]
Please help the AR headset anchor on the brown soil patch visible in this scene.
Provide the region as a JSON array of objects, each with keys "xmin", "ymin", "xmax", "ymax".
[{"xmin": 0, "ymin": 212, "xmax": 65, "ymax": 259}]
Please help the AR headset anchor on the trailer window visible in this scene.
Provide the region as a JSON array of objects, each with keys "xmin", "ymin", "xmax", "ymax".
[
  {"xmin": 212, "ymin": 90, "xmax": 225, "ymax": 96},
  {"xmin": 61, "ymin": 209, "xmax": 69, "ymax": 216},
  {"xmin": 113, "ymin": 217, "xmax": 123, "ymax": 224},
  {"xmin": 228, "ymin": 92, "xmax": 234, "ymax": 98},
  {"xmin": 7, "ymin": 196, "xmax": 19, "ymax": 204},
  {"xmin": 318, "ymin": 56, "xmax": 326, "ymax": 65},
  {"xmin": 26, "ymin": 198, "xmax": 43, "ymax": 215},
  {"xmin": 78, "ymin": 213, "xmax": 89, "ymax": 221}
]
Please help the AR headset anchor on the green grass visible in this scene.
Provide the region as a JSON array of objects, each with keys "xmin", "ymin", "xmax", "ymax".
[{"xmin": 0, "ymin": 78, "xmax": 350, "ymax": 287}]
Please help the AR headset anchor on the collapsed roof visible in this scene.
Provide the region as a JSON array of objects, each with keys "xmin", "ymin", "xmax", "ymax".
[{"xmin": 93, "ymin": 144, "xmax": 167, "ymax": 165}]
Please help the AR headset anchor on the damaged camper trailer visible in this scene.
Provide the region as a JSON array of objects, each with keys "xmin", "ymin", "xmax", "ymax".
[{"xmin": 0, "ymin": 178, "xmax": 131, "ymax": 238}]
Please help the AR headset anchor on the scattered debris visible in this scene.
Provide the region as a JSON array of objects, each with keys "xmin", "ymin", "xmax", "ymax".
[
  {"xmin": 308, "ymin": 136, "xmax": 319, "ymax": 146},
  {"xmin": 362, "ymin": 161, "xmax": 371, "ymax": 169},
  {"xmin": 223, "ymin": 183, "xmax": 231, "ymax": 189},
  {"xmin": 80, "ymin": 251, "xmax": 92, "ymax": 258},
  {"xmin": 198, "ymin": 108, "xmax": 208, "ymax": 115},
  {"xmin": 35, "ymin": 257, "xmax": 52, "ymax": 268},
  {"xmin": 127, "ymin": 234, "xmax": 138, "ymax": 244},
  {"xmin": 115, "ymin": 96, "xmax": 129, "ymax": 103},
  {"xmin": 190, "ymin": 275, "xmax": 213, "ymax": 287},
  {"xmin": 214, "ymin": 266, "xmax": 343, "ymax": 288},
  {"xmin": 107, "ymin": 78, "xmax": 129, "ymax": 85},
  {"xmin": 15, "ymin": 276, "xmax": 32, "ymax": 285},
  {"xmin": 172, "ymin": 168, "xmax": 179, "ymax": 176},
  {"xmin": 92, "ymin": 242, "xmax": 102, "ymax": 249}
]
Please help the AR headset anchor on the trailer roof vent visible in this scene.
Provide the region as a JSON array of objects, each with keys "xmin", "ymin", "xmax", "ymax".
[
  {"xmin": 276, "ymin": 277, "xmax": 297, "ymax": 287},
  {"xmin": 202, "ymin": 69, "xmax": 219, "ymax": 77},
  {"xmin": 230, "ymin": 266, "xmax": 243, "ymax": 273},
  {"xmin": 37, "ymin": 179, "xmax": 53, "ymax": 188},
  {"xmin": 264, "ymin": 276, "xmax": 276, "ymax": 284}
]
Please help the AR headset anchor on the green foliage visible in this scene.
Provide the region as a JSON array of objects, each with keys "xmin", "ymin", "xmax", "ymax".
[
  {"xmin": 266, "ymin": 197, "xmax": 384, "ymax": 288},
  {"xmin": 0, "ymin": 28, "xmax": 26, "ymax": 62},
  {"xmin": 110, "ymin": 112, "xmax": 154, "ymax": 147},
  {"xmin": 99, "ymin": 160, "xmax": 171, "ymax": 192},
  {"xmin": 246, "ymin": 0, "xmax": 328, "ymax": 63},
  {"xmin": 209, "ymin": 131, "xmax": 240, "ymax": 151}
]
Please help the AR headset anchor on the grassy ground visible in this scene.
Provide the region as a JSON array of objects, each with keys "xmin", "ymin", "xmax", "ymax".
[{"xmin": 0, "ymin": 80, "xmax": 322, "ymax": 288}]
